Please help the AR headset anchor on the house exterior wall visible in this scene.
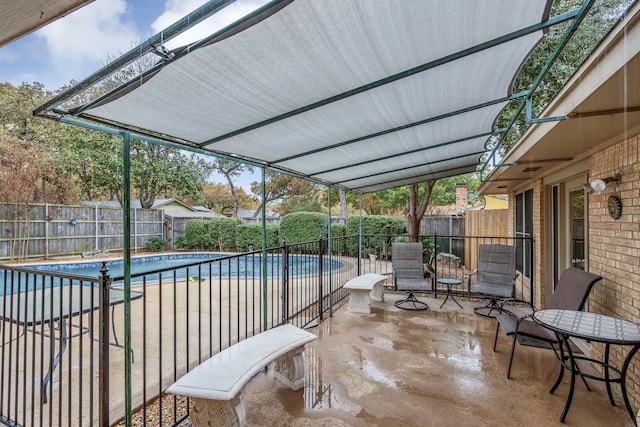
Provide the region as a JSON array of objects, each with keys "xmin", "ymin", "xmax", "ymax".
[
  {"xmin": 532, "ymin": 178, "xmax": 546, "ymax": 309},
  {"xmin": 587, "ymin": 134, "xmax": 640, "ymax": 404},
  {"xmin": 513, "ymin": 134, "xmax": 640, "ymax": 412}
]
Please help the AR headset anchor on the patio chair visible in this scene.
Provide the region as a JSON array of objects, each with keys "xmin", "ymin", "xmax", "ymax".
[
  {"xmin": 467, "ymin": 244, "xmax": 518, "ymax": 317},
  {"xmin": 493, "ymin": 267, "xmax": 602, "ymax": 379},
  {"xmin": 391, "ymin": 242, "xmax": 434, "ymax": 310}
]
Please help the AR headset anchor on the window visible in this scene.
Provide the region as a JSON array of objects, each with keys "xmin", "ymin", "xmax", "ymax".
[{"xmin": 515, "ymin": 189, "xmax": 533, "ymax": 278}]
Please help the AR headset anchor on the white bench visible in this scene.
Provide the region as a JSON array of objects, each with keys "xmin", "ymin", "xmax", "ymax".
[
  {"xmin": 166, "ymin": 324, "xmax": 316, "ymax": 427},
  {"xmin": 344, "ymin": 273, "xmax": 388, "ymax": 314}
]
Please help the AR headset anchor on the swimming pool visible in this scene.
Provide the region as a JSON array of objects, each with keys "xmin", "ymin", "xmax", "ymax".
[{"xmin": 0, "ymin": 253, "xmax": 343, "ymax": 294}]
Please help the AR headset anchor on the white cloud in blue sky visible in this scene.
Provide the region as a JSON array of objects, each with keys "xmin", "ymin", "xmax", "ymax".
[
  {"xmin": 0, "ymin": 0, "xmax": 268, "ymax": 91},
  {"xmin": 0, "ymin": 0, "xmax": 268, "ymax": 189}
]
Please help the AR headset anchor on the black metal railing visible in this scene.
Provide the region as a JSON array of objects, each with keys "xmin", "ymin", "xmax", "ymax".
[{"xmin": 0, "ymin": 233, "xmax": 532, "ymax": 426}]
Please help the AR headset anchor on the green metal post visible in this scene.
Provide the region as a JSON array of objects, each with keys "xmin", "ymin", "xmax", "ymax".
[
  {"xmin": 122, "ymin": 131, "xmax": 133, "ymax": 426},
  {"xmin": 261, "ymin": 167, "xmax": 268, "ymax": 329},
  {"xmin": 327, "ymin": 187, "xmax": 333, "ymax": 315},
  {"xmin": 358, "ymin": 195, "xmax": 363, "ymax": 275}
]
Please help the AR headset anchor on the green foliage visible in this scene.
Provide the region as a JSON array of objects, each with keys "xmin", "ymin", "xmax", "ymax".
[
  {"xmin": 235, "ymin": 224, "xmax": 280, "ymax": 252},
  {"xmin": 345, "ymin": 215, "xmax": 406, "ymax": 257},
  {"xmin": 209, "ymin": 217, "xmax": 243, "ymax": 251},
  {"xmin": 250, "ymin": 171, "xmax": 321, "ymax": 216},
  {"xmin": 184, "ymin": 219, "xmax": 212, "ymax": 250},
  {"xmin": 279, "ymin": 212, "xmax": 329, "ymax": 245},
  {"xmin": 494, "ymin": 0, "xmax": 633, "ymax": 155},
  {"xmin": 330, "ymin": 223, "xmax": 346, "ymax": 237},
  {"xmin": 183, "ymin": 217, "xmax": 242, "ymax": 251},
  {"xmin": 145, "ymin": 236, "xmax": 167, "ymax": 252},
  {"xmin": 174, "ymin": 235, "xmax": 188, "ymax": 250}
]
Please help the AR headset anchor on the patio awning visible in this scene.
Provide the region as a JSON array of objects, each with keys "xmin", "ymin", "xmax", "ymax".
[
  {"xmin": 479, "ymin": 1, "xmax": 640, "ymax": 195},
  {"xmin": 0, "ymin": 0, "xmax": 94, "ymax": 47},
  {"xmin": 37, "ymin": 0, "xmax": 555, "ymax": 193}
]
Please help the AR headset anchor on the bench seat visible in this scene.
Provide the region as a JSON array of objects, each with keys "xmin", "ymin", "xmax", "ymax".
[
  {"xmin": 344, "ymin": 273, "xmax": 388, "ymax": 313},
  {"xmin": 167, "ymin": 324, "xmax": 316, "ymax": 427}
]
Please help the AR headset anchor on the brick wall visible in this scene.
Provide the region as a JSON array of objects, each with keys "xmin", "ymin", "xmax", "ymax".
[
  {"xmin": 532, "ymin": 179, "xmax": 546, "ymax": 309},
  {"xmin": 588, "ymin": 134, "xmax": 640, "ymax": 410}
]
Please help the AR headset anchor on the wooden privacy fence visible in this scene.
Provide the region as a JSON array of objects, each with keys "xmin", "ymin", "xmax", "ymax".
[
  {"xmin": 464, "ymin": 209, "xmax": 510, "ymax": 270},
  {"xmin": 0, "ymin": 202, "xmax": 163, "ymax": 261}
]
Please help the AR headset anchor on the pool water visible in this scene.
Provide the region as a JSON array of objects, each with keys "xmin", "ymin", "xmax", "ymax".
[{"xmin": 0, "ymin": 253, "xmax": 342, "ymax": 294}]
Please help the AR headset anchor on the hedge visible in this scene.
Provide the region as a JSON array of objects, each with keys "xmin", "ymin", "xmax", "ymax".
[
  {"xmin": 209, "ymin": 217, "xmax": 242, "ymax": 251},
  {"xmin": 183, "ymin": 217, "xmax": 242, "ymax": 251},
  {"xmin": 279, "ymin": 212, "xmax": 329, "ymax": 245},
  {"xmin": 184, "ymin": 219, "xmax": 213, "ymax": 250},
  {"xmin": 345, "ymin": 215, "xmax": 406, "ymax": 258},
  {"xmin": 235, "ymin": 224, "xmax": 280, "ymax": 252}
]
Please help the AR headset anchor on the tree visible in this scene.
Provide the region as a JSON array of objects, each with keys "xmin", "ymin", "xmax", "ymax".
[
  {"xmin": 209, "ymin": 159, "xmax": 253, "ymax": 217},
  {"xmin": 250, "ymin": 171, "xmax": 320, "ymax": 217},
  {"xmin": 320, "ymin": 187, "xmax": 351, "ymax": 220},
  {"xmin": 405, "ymin": 181, "xmax": 436, "ymax": 242},
  {"xmin": 197, "ymin": 183, "xmax": 255, "ymax": 214},
  {"xmin": 130, "ymin": 142, "xmax": 208, "ymax": 208},
  {"xmin": 0, "ymin": 135, "xmax": 52, "ymax": 259},
  {"xmin": 495, "ymin": 0, "xmax": 633, "ymax": 154},
  {"xmin": 427, "ymin": 174, "xmax": 481, "ymax": 207}
]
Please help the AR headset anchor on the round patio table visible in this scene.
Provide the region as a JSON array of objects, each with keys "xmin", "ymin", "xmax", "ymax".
[{"xmin": 533, "ymin": 309, "xmax": 640, "ymax": 425}]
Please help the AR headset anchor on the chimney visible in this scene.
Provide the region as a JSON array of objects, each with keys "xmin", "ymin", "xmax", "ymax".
[{"xmin": 455, "ymin": 183, "xmax": 468, "ymax": 212}]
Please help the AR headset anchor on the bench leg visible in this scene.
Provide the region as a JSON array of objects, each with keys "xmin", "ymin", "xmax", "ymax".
[
  {"xmin": 348, "ymin": 290, "xmax": 371, "ymax": 314},
  {"xmin": 370, "ymin": 282, "xmax": 385, "ymax": 302},
  {"xmin": 191, "ymin": 394, "xmax": 245, "ymax": 427},
  {"xmin": 273, "ymin": 347, "xmax": 306, "ymax": 391}
]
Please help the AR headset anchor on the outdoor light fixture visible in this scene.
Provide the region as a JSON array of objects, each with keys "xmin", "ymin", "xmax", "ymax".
[
  {"xmin": 589, "ymin": 174, "xmax": 620, "ymax": 193},
  {"xmin": 582, "ymin": 184, "xmax": 594, "ymax": 195}
]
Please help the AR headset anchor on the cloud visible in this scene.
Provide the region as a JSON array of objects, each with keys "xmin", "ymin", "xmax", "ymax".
[
  {"xmin": 35, "ymin": 0, "xmax": 140, "ymax": 86},
  {"xmin": 152, "ymin": 0, "xmax": 269, "ymax": 49}
]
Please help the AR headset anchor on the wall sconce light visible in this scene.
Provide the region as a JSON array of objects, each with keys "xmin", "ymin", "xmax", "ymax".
[
  {"xmin": 582, "ymin": 184, "xmax": 594, "ymax": 195},
  {"xmin": 589, "ymin": 174, "xmax": 620, "ymax": 193}
]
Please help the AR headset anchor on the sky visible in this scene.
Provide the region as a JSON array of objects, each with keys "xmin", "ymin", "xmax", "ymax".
[{"xmin": 0, "ymin": 0, "xmax": 267, "ymax": 189}]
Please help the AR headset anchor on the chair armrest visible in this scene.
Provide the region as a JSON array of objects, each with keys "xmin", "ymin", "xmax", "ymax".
[{"xmin": 515, "ymin": 311, "xmax": 534, "ymax": 326}]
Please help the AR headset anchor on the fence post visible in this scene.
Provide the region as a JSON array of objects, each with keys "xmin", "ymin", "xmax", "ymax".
[
  {"xmin": 529, "ymin": 235, "xmax": 535, "ymax": 308},
  {"xmin": 433, "ymin": 233, "xmax": 438, "ymax": 298},
  {"xmin": 318, "ymin": 236, "xmax": 324, "ymax": 321},
  {"xmin": 99, "ymin": 261, "xmax": 111, "ymax": 427},
  {"xmin": 281, "ymin": 239, "xmax": 289, "ymax": 324}
]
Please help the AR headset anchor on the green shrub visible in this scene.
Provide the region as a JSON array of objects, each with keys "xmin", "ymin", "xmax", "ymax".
[
  {"xmin": 279, "ymin": 212, "xmax": 329, "ymax": 245},
  {"xmin": 184, "ymin": 219, "xmax": 212, "ymax": 250},
  {"xmin": 145, "ymin": 236, "xmax": 167, "ymax": 252},
  {"xmin": 235, "ymin": 224, "xmax": 280, "ymax": 252},
  {"xmin": 173, "ymin": 235, "xmax": 188, "ymax": 249},
  {"xmin": 345, "ymin": 215, "xmax": 406, "ymax": 258},
  {"xmin": 330, "ymin": 223, "xmax": 346, "ymax": 237},
  {"xmin": 209, "ymin": 217, "xmax": 242, "ymax": 251}
]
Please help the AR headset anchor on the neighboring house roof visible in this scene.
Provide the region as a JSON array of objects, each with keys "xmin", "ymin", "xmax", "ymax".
[
  {"xmin": 191, "ymin": 205, "xmax": 213, "ymax": 212},
  {"xmin": 163, "ymin": 211, "xmax": 221, "ymax": 219},
  {"xmin": 235, "ymin": 209, "xmax": 280, "ymax": 219},
  {"xmin": 81, "ymin": 198, "xmax": 198, "ymax": 212},
  {"xmin": 483, "ymin": 195, "xmax": 509, "ymax": 210}
]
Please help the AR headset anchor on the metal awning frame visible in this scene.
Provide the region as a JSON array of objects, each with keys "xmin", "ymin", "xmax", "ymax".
[{"xmin": 32, "ymin": 0, "xmax": 598, "ymax": 194}]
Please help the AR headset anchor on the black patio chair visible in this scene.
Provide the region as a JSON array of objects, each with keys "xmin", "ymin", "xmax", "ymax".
[{"xmin": 493, "ymin": 267, "xmax": 602, "ymax": 379}]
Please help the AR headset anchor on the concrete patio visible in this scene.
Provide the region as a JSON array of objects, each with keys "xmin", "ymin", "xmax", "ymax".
[{"xmin": 238, "ymin": 292, "xmax": 634, "ymax": 427}]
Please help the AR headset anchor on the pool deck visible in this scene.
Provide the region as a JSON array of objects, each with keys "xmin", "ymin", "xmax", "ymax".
[{"xmin": 236, "ymin": 293, "xmax": 634, "ymax": 426}]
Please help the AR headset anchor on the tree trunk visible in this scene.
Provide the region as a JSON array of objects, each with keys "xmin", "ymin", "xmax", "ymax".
[
  {"xmin": 339, "ymin": 190, "xmax": 348, "ymax": 222},
  {"xmin": 404, "ymin": 181, "xmax": 436, "ymax": 242}
]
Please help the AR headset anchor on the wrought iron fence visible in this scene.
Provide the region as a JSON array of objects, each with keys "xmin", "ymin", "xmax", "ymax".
[{"xmin": 0, "ymin": 233, "xmax": 532, "ymax": 426}]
